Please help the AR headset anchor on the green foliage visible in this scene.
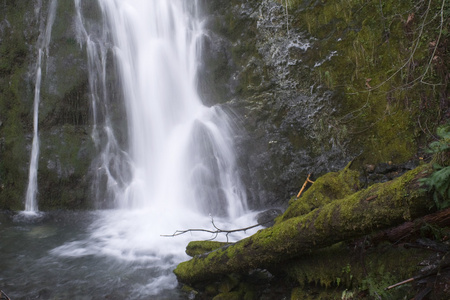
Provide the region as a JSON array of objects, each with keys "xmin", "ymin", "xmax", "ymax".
[
  {"xmin": 428, "ymin": 126, "xmax": 450, "ymax": 165},
  {"xmin": 421, "ymin": 164, "xmax": 450, "ymax": 209},
  {"xmin": 420, "ymin": 222, "xmax": 447, "ymax": 240},
  {"xmin": 361, "ymin": 272, "xmax": 399, "ymax": 299},
  {"xmin": 420, "ymin": 126, "xmax": 450, "ymax": 209}
]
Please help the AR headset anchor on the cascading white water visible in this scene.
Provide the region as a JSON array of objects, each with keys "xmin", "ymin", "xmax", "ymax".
[
  {"xmin": 24, "ymin": 0, "xmax": 58, "ymax": 213},
  {"xmin": 74, "ymin": 0, "xmax": 250, "ymax": 217},
  {"xmin": 96, "ymin": 0, "xmax": 248, "ymax": 216},
  {"xmin": 52, "ymin": 0, "xmax": 255, "ymax": 296}
]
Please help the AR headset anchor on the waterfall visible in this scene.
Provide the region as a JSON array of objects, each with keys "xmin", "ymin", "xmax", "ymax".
[
  {"xmin": 52, "ymin": 0, "xmax": 253, "ymax": 294},
  {"xmin": 24, "ymin": 0, "xmax": 58, "ymax": 213},
  {"xmin": 76, "ymin": 0, "xmax": 248, "ymax": 216}
]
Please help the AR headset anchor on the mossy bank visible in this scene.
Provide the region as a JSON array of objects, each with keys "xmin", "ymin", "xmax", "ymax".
[{"xmin": 198, "ymin": 0, "xmax": 448, "ymax": 208}]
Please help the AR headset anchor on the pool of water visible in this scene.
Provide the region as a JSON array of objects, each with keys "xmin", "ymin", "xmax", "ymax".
[{"xmin": 0, "ymin": 210, "xmax": 261, "ymax": 299}]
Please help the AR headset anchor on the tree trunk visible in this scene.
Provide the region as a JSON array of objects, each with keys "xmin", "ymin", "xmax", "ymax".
[{"xmin": 174, "ymin": 165, "xmax": 434, "ymax": 284}]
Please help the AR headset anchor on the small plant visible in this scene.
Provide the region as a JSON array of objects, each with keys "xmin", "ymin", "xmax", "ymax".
[
  {"xmin": 420, "ymin": 125, "xmax": 450, "ymax": 209},
  {"xmin": 341, "ymin": 289, "xmax": 355, "ymax": 300}
]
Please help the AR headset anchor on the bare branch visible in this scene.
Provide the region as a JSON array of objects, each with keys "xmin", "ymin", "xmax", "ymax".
[{"xmin": 161, "ymin": 217, "xmax": 271, "ymax": 242}]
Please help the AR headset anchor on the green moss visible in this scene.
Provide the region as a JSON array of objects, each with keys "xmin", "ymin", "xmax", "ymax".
[
  {"xmin": 0, "ymin": 3, "xmax": 36, "ymax": 210},
  {"xmin": 180, "ymin": 284, "xmax": 199, "ymax": 299},
  {"xmin": 328, "ymin": 164, "xmax": 430, "ymax": 232},
  {"xmin": 291, "ymin": 286, "xmax": 342, "ymax": 300},
  {"xmin": 284, "ymin": 0, "xmax": 447, "ymax": 166},
  {"xmin": 0, "ymin": 0, "xmax": 99, "ymax": 210},
  {"xmin": 0, "ymin": 32, "xmax": 28, "ymax": 75},
  {"xmin": 174, "ymin": 164, "xmax": 431, "ymax": 284},
  {"xmin": 206, "ymin": 278, "xmax": 257, "ymax": 300},
  {"xmin": 36, "ymin": 124, "xmax": 94, "ymax": 210},
  {"xmin": 185, "ymin": 240, "xmax": 232, "ymax": 257},
  {"xmin": 204, "ymin": 283, "xmax": 220, "ymax": 297},
  {"xmin": 213, "ymin": 291, "xmax": 242, "ymax": 300},
  {"xmin": 286, "ymin": 241, "xmax": 429, "ymax": 299},
  {"xmin": 286, "ymin": 243, "xmax": 353, "ymax": 289},
  {"xmin": 218, "ymin": 274, "xmax": 240, "ymax": 293},
  {"xmin": 277, "ymin": 162, "xmax": 360, "ymax": 223}
]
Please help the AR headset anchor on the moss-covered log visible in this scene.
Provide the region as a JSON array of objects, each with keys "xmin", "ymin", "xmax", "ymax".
[
  {"xmin": 185, "ymin": 241, "xmax": 231, "ymax": 257},
  {"xmin": 174, "ymin": 165, "xmax": 434, "ymax": 284},
  {"xmin": 277, "ymin": 163, "xmax": 361, "ymax": 222}
]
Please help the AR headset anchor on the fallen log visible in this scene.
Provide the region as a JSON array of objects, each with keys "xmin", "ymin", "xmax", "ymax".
[
  {"xmin": 174, "ymin": 165, "xmax": 434, "ymax": 284},
  {"xmin": 279, "ymin": 163, "xmax": 361, "ymax": 222},
  {"xmin": 370, "ymin": 207, "xmax": 450, "ymax": 245}
]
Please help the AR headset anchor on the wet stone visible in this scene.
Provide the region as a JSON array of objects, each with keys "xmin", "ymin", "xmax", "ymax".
[{"xmin": 256, "ymin": 208, "xmax": 282, "ymax": 227}]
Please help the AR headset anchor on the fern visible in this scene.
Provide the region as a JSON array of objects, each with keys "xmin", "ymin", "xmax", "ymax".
[
  {"xmin": 420, "ymin": 125, "xmax": 450, "ymax": 209},
  {"xmin": 421, "ymin": 164, "xmax": 450, "ymax": 209}
]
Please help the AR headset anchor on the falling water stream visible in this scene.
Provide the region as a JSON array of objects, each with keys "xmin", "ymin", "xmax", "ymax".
[
  {"xmin": 2, "ymin": 1, "xmax": 259, "ymax": 298},
  {"xmin": 24, "ymin": 0, "xmax": 58, "ymax": 214}
]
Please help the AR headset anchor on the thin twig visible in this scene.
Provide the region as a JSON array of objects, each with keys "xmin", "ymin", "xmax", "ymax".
[
  {"xmin": 161, "ymin": 217, "xmax": 271, "ymax": 242},
  {"xmin": 385, "ymin": 277, "xmax": 415, "ymax": 290}
]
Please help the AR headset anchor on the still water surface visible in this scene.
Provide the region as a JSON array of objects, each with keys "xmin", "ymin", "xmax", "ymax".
[{"xmin": 1, "ymin": 211, "xmax": 182, "ymax": 299}]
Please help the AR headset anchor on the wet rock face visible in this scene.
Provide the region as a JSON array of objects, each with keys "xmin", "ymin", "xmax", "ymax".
[
  {"xmin": 256, "ymin": 208, "xmax": 282, "ymax": 227},
  {"xmin": 0, "ymin": 1, "xmax": 40, "ymax": 209},
  {"xmin": 199, "ymin": 0, "xmax": 350, "ymax": 209},
  {"xmin": 360, "ymin": 160, "xmax": 421, "ymax": 187},
  {"xmin": 0, "ymin": 0, "xmax": 96, "ymax": 209}
]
